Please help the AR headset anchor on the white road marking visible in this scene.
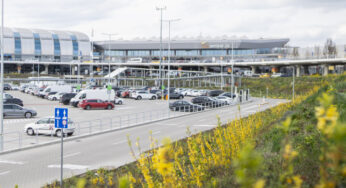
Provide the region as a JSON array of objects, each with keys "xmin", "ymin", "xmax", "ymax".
[
  {"xmin": 0, "ymin": 171, "xmax": 10, "ymax": 176},
  {"xmin": 152, "ymin": 131, "xmax": 161, "ymax": 135},
  {"xmin": 112, "ymin": 140, "xmax": 127, "ymax": 145},
  {"xmin": 0, "ymin": 160, "xmax": 24, "ymax": 165},
  {"xmin": 116, "ymin": 107, "xmax": 134, "ymax": 110},
  {"xmin": 48, "ymin": 164, "xmax": 89, "ymax": 170},
  {"xmin": 63, "ymin": 152, "xmax": 81, "ymax": 159}
]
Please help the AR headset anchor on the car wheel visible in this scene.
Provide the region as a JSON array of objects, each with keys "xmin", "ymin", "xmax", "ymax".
[
  {"xmin": 179, "ymin": 96, "xmax": 183, "ymax": 99},
  {"xmin": 107, "ymin": 104, "xmax": 113, "ymax": 110},
  {"xmin": 56, "ymin": 129, "xmax": 63, "ymax": 137},
  {"xmin": 85, "ymin": 105, "xmax": 91, "ymax": 110},
  {"xmin": 151, "ymin": 96, "xmax": 157, "ymax": 100},
  {"xmin": 27, "ymin": 128, "xmax": 34, "ymax": 136},
  {"xmin": 67, "ymin": 132, "xmax": 73, "ymax": 136},
  {"xmin": 53, "ymin": 97, "xmax": 57, "ymax": 101},
  {"xmin": 118, "ymin": 101, "xmax": 123, "ymax": 105},
  {"xmin": 25, "ymin": 112, "xmax": 32, "ymax": 118},
  {"xmin": 137, "ymin": 96, "xmax": 142, "ymax": 100}
]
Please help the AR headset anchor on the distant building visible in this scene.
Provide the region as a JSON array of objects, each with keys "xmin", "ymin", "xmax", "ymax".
[
  {"xmin": 2, "ymin": 27, "xmax": 91, "ymax": 62},
  {"xmin": 93, "ymin": 37, "xmax": 290, "ymax": 63}
]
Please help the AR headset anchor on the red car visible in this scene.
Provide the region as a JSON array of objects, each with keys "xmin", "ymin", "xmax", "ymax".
[
  {"xmin": 121, "ymin": 90, "xmax": 130, "ymax": 98},
  {"xmin": 79, "ymin": 99, "xmax": 114, "ymax": 110}
]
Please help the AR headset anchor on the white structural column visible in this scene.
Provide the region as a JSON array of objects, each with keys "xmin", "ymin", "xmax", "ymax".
[
  {"xmin": 322, "ymin": 64, "xmax": 329, "ymax": 76},
  {"xmin": 0, "ymin": 0, "xmax": 4, "ymax": 151},
  {"xmin": 296, "ymin": 65, "xmax": 301, "ymax": 77}
]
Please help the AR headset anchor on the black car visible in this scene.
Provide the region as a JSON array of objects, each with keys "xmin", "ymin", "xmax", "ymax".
[
  {"xmin": 219, "ymin": 92, "xmax": 236, "ymax": 98},
  {"xmin": 169, "ymin": 101, "xmax": 204, "ymax": 112},
  {"xmin": 4, "ymin": 98, "xmax": 23, "ymax": 106},
  {"xmin": 3, "ymin": 83, "xmax": 11, "ymax": 90},
  {"xmin": 207, "ymin": 90, "xmax": 224, "ymax": 97},
  {"xmin": 60, "ymin": 93, "xmax": 76, "ymax": 105},
  {"xmin": 192, "ymin": 96, "xmax": 226, "ymax": 108}
]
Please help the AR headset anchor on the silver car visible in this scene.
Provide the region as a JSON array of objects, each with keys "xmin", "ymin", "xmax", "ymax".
[
  {"xmin": 3, "ymin": 104, "xmax": 37, "ymax": 118},
  {"xmin": 24, "ymin": 117, "xmax": 75, "ymax": 137}
]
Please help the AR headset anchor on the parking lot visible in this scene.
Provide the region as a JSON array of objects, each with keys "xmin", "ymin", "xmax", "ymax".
[{"xmin": 3, "ymin": 90, "xmax": 198, "ymax": 150}]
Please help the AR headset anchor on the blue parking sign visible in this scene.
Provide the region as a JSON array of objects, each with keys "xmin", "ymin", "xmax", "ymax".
[{"xmin": 55, "ymin": 108, "xmax": 68, "ymax": 128}]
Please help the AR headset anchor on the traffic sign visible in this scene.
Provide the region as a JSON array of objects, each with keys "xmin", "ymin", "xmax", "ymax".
[
  {"xmin": 107, "ymin": 84, "xmax": 112, "ymax": 91},
  {"xmin": 55, "ymin": 108, "xmax": 68, "ymax": 129}
]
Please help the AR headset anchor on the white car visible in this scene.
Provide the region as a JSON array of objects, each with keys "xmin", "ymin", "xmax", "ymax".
[
  {"xmin": 214, "ymin": 96, "xmax": 233, "ymax": 105},
  {"xmin": 271, "ymin": 73, "xmax": 282, "ymax": 78},
  {"xmin": 48, "ymin": 92, "xmax": 66, "ymax": 101},
  {"xmin": 114, "ymin": 97, "xmax": 124, "ymax": 105},
  {"xmin": 24, "ymin": 117, "xmax": 75, "ymax": 137},
  {"xmin": 132, "ymin": 91, "xmax": 157, "ymax": 100},
  {"xmin": 190, "ymin": 90, "xmax": 202, "ymax": 97}
]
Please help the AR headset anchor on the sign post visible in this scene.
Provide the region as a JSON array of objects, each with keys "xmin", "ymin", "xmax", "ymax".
[{"xmin": 55, "ymin": 108, "xmax": 68, "ymax": 188}]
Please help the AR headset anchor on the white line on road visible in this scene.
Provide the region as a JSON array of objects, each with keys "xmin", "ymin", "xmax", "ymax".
[
  {"xmin": 0, "ymin": 171, "xmax": 10, "ymax": 176},
  {"xmin": 63, "ymin": 152, "xmax": 81, "ymax": 159},
  {"xmin": 48, "ymin": 164, "xmax": 89, "ymax": 170},
  {"xmin": 152, "ymin": 131, "xmax": 161, "ymax": 135},
  {"xmin": 192, "ymin": 125, "xmax": 216, "ymax": 127},
  {"xmin": 112, "ymin": 140, "xmax": 127, "ymax": 145},
  {"xmin": 0, "ymin": 160, "xmax": 24, "ymax": 165}
]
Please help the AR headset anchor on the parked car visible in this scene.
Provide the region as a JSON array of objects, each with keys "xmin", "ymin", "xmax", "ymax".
[
  {"xmin": 3, "ymin": 93, "xmax": 13, "ymax": 100},
  {"xmin": 44, "ymin": 91, "xmax": 58, "ymax": 99},
  {"xmin": 158, "ymin": 92, "xmax": 184, "ymax": 99},
  {"xmin": 4, "ymin": 98, "xmax": 23, "ymax": 106},
  {"xmin": 114, "ymin": 97, "xmax": 124, "ymax": 105},
  {"xmin": 3, "ymin": 83, "xmax": 11, "ymax": 90},
  {"xmin": 48, "ymin": 92, "xmax": 66, "ymax": 101},
  {"xmin": 3, "ymin": 104, "xmax": 37, "ymax": 118},
  {"xmin": 70, "ymin": 89, "xmax": 115, "ymax": 107},
  {"xmin": 214, "ymin": 96, "xmax": 233, "ymax": 105},
  {"xmin": 121, "ymin": 90, "xmax": 130, "ymax": 98},
  {"xmin": 24, "ymin": 117, "xmax": 75, "ymax": 137},
  {"xmin": 219, "ymin": 92, "xmax": 236, "ymax": 99},
  {"xmin": 192, "ymin": 96, "xmax": 226, "ymax": 107},
  {"xmin": 60, "ymin": 93, "xmax": 77, "ymax": 105},
  {"xmin": 79, "ymin": 99, "xmax": 114, "ymax": 110},
  {"xmin": 169, "ymin": 101, "xmax": 205, "ymax": 112},
  {"xmin": 131, "ymin": 91, "xmax": 157, "ymax": 100},
  {"xmin": 207, "ymin": 90, "xmax": 224, "ymax": 97},
  {"xmin": 271, "ymin": 73, "xmax": 282, "ymax": 78}
]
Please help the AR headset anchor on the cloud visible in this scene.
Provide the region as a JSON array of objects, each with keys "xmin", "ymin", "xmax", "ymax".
[{"xmin": 3, "ymin": 0, "xmax": 346, "ymax": 46}]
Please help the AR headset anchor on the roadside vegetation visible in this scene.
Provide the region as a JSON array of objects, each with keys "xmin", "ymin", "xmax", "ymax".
[{"xmin": 43, "ymin": 74, "xmax": 345, "ymax": 188}]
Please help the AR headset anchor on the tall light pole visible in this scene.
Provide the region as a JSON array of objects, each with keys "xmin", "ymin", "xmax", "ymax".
[
  {"xmin": 156, "ymin": 5, "xmax": 166, "ymax": 89},
  {"xmin": 0, "ymin": 0, "xmax": 4, "ymax": 151},
  {"xmin": 163, "ymin": 18, "xmax": 181, "ymax": 117},
  {"xmin": 231, "ymin": 40, "xmax": 235, "ymax": 94},
  {"xmin": 102, "ymin": 33, "xmax": 117, "ymax": 102}
]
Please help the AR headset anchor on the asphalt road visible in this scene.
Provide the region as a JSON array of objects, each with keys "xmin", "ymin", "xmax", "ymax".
[{"xmin": 0, "ymin": 97, "xmax": 286, "ymax": 188}]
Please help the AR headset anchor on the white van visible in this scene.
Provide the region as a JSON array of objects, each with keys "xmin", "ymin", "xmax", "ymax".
[
  {"xmin": 39, "ymin": 85, "xmax": 72, "ymax": 98},
  {"xmin": 70, "ymin": 89, "xmax": 115, "ymax": 107},
  {"xmin": 243, "ymin": 70, "xmax": 253, "ymax": 77}
]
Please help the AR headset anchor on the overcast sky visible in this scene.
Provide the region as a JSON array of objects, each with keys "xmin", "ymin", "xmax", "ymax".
[{"xmin": 5, "ymin": 0, "xmax": 346, "ymax": 47}]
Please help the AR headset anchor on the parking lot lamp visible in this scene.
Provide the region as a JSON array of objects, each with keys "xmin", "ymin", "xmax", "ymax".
[
  {"xmin": 102, "ymin": 33, "xmax": 117, "ymax": 102},
  {"xmin": 0, "ymin": 0, "xmax": 4, "ymax": 151},
  {"xmin": 163, "ymin": 18, "xmax": 181, "ymax": 116},
  {"xmin": 156, "ymin": 5, "xmax": 166, "ymax": 89}
]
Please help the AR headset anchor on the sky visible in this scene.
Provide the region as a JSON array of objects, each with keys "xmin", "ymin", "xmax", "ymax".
[{"xmin": 4, "ymin": 0, "xmax": 346, "ymax": 47}]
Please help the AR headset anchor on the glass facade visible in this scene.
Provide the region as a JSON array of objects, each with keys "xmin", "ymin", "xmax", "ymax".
[
  {"xmin": 128, "ymin": 50, "xmax": 150, "ymax": 56},
  {"xmin": 14, "ymin": 32, "xmax": 21, "ymax": 59},
  {"xmin": 201, "ymin": 50, "xmax": 227, "ymax": 56},
  {"xmin": 104, "ymin": 50, "xmax": 126, "ymax": 56},
  {"xmin": 70, "ymin": 35, "xmax": 79, "ymax": 59},
  {"xmin": 176, "ymin": 50, "xmax": 200, "ymax": 56},
  {"xmin": 256, "ymin": 48, "xmax": 272, "ymax": 54},
  {"xmin": 229, "ymin": 49, "xmax": 256, "ymax": 56},
  {"xmin": 52, "ymin": 34, "xmax": 61, "ymax": 59},
  {"xmin": 33, "ymin": 33, "xmax": 41, "ymax": 56},
  {"xmin": 151, "ymin": 50, "xmax": 174, "ymax": 56}
]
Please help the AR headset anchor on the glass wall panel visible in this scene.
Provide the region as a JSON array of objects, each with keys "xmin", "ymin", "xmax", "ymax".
[
  {"xmin": 128, "ymin": 50, "xmax": 150, "ymax": 56},
  {"xmin": 104, "ymin": 50, "xmax": 126, "ymax": 56},
  {"xmin": 33, "ymin": 33, "xmax": 41, "ymax": 56},
  {"xmin": 151, "ymin": 50, "xmax": 174, "ymax": 56},
  {"xmin": 201, "ymin": 50, "xmax": 227, "ymax": 56},
  {"xmin": 176, "ymin": 50, "xmax": 200, "ymax": 56},
  {"xmin": 14, "ymin": 32, "xmax": 21, "ymax": 56},
  {"xmin": 70, "ymin": 35, "xmax": 79, "ymax": 58},
  {"xmin": 52, "ymin": 34, "xmax": 61, "ymax": 57}
]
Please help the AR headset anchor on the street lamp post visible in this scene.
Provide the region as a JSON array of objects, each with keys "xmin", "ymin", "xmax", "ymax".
[
  {"xmin": 102, "ymin": 33, "xmax": 117, "ymax": 102},
  {"xmin": 231, "ymin": 40, "xmax": 235, "ymax": 94},
  {"xmin": 163, "ymin": 18, "xmax": 181, "ymax": 117},
  {"xmin": 156, "ymin": 6, "xmax": 166, "ymax": 89},
  {"xmin": 0, "ymin": 0, "xmax": 4, "ymax": 151}
]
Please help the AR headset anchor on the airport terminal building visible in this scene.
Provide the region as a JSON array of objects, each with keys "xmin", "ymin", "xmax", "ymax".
[{"xmin": 93, "ymin": 38, "xmax": 290, "ymax": 63}]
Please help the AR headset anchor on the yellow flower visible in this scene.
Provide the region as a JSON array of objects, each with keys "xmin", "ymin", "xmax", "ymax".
[
  {"xmin": 91, "ymin": 177, "xmax": 98, "ymax": 185},
  {"xmin": 292, "ymin": 175, "xmax": 302, "ymax": 188},
  {"xmin": 253, "ymin": 179, "xmax": 266, "ymax": 188}
]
